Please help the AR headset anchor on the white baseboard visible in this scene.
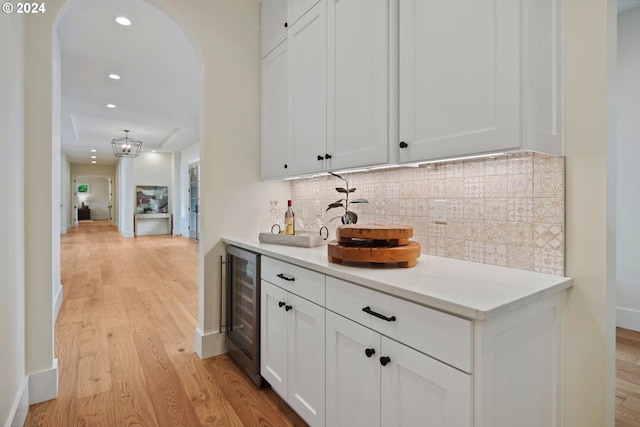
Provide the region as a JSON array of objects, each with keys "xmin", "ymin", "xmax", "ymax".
[
  {"xmin": 195, "ymin": 328, "xmax": 226, "ymax": 359},
  {"xmin": 28, "ymin": 359, "xmax": 58, "ymax": 405},
  {"xmin": 617, "ymin": 307, "xmax": 640, "ymax": 332},
  {"xmin": 53, "ymin": 284, "xmax": 63, "ymax": 323},
  {"xmin": 7, "ymin": 376, "xmax": 29, "ymax": 427}
]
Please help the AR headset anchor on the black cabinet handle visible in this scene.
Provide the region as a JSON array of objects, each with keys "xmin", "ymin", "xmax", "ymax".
[
  {"xmin": 278, "ymin": 301, "xmax": 285, "ymax": 308},
  {"xmin": 325, "ymin": 153, "xmax": 332, "ymax": 159},
  {"xmin": 284, "ymin": 22, "xmax": 288, "ymax": 28},
  {"xmin": 285, "ymin": 305, "xmax": 292, "ymax": 311},
  {"xmin": 277, "ymin": 273, "xmax": 295, "ymax": 282},
  {"xmin": 317, "ymin": 155, "xmax": 324, "ymax": 161},
  {"xmin": 380, "ymin": 356, "xmax": 391, "ymax": 366},
  {"xmin": 399, "ymin": 141, "xmax": 408, "ymax": 148},
  {"xmin": 365, "ymin": 348, "xmax": 376, "ymax": 358},
  {"xmin": 362, "ymin": 306, "xmax": 396, "ymax": 322}
]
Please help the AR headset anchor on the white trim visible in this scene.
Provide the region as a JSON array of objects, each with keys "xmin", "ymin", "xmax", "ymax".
[
  {"xmin": 28, "ymin": 359, "xmax": 58, "ymax": 405},
  {"xmin": 53, "ymin": 283, "xmax": 63, "ymax": 322},
  {"xmin": 195, "ymin": 328, "xmax": 226, "ymax": 359},
  {"xmin": 6, "ymin": 376, "xmax": 29, "ymax": 427},
  {"xmin": 616, "ymin": 307, "xmax": 640, "ymax": 332}
]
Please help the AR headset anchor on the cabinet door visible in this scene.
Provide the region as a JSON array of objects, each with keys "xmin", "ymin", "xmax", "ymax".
[
  {"xmin": 380, "ymin": 337, "xmax": 472, "ymax": 427},
  {"xmin": 288, "ymin": 0, "xmax": 322, "ymax": 25},
  {"xmin": 261, "ymin": 42, "xmax": 290, "ymax": 180},
  {"xmin": 260, "ymin": 280, "xmax": 288, "ymax": 397},
  {"xmin": 398, "ymin": 0, "xmax": 520, "ymax": 163},
  {"xmin": 262, "ymin": 0, "xmax": 288, "ymax": 58},
  {"xmin": 287, "ymin": 294, "xmax": 326, "ymax": 427},
  {"xmin": 326, "ymin": 0, "xmax": 390, "ymax": 170},
  {"xmin": 287, "ymin": 0, "xmax": 327, "ymax": 176},
  {"xmin": 326, "ymin": 311, "xmax": 380, "ymax": 427}
]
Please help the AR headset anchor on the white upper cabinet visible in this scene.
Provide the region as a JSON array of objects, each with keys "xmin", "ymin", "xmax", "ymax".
[
  {"xmin": 262, "ymin": 0, "xmax": 288, "ymax": 58},
  {"xmin": 398, "ymin": 0, "xmax": 521, "ymax": 163},
  {"xmin": 287, "ymin": 0, "xmax": 328, "ymax": 176},
  {"xmin": 326, "ymin": 0, "xmax": 392, "ymax": 171},
  {"xmin": 261, "ymin": 42, "xmax": 290, "ymax": 180},
  {"xmin": 397, "ymin": 0, "xmax": 563, "ymax": 163},
  {"xmin": 288, "ymin": 0, "xmax": 322, "ymax": 26}
]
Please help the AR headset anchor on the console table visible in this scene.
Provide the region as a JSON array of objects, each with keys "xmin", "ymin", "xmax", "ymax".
[
  {"xmin": 134, "ymin": 213, "xmax": 172, "ymax": 236},
  {"xmin": 78, "ymin": 207, "xmax": 90, "ymax": 221}
]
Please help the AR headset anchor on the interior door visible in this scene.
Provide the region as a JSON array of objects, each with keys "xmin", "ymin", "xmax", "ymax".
[{"xmin": 188, "ymin": 162, "xmax": 200, "ymax": 240}]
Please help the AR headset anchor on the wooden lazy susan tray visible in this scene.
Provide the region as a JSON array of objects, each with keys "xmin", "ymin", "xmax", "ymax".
[{"xmin": 328, "ymin": 224, "xmax": 420, "ymax": 268}]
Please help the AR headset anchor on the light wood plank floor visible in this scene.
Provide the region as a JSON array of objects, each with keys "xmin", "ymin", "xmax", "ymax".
[
  {"xmin": 617, "ymin": 327, "xmax": 640, "ymax": 426},
  {"xmin": 25, "ymin": 221, "xmax": 308, "ymax": 427}
]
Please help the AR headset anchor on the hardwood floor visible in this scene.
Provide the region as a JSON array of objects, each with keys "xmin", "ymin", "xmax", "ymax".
[
  {"xmin": 24, "ymin": 221, "xmax": 308, "ymax": 427},
  {"xmin": 617, "ymin": 327, "xmax": 640, "ymax": 427}
]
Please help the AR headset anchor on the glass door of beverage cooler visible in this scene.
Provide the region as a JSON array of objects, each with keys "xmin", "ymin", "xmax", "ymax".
[{"xmin": 225, "ymin": 245, "xmax": 261, "ymax": 386}]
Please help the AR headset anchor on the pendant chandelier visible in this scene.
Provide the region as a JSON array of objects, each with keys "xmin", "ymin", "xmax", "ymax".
[{"xmin": 111, "ymin": 129, "xmax": 142, "ymax": 158}]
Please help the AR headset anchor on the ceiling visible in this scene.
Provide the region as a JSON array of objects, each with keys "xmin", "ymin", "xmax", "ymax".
[{"xmin": 58, "ymin": 0, "xmax": 200, "ymax": 166}]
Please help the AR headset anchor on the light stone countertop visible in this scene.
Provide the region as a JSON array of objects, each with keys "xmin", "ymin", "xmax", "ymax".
[{"xmin": 223, "ymin": 237, "xmax": 573, "ymax": 321}]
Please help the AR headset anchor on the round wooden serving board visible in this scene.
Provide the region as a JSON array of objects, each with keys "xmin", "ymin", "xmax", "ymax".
[
  {"xmin": 328, "ymin": 240, "xmax": 421, "ymax": 268},
  {"xmin": 336, "ymin": 224, "xmax": 414, "ymax": 246}
]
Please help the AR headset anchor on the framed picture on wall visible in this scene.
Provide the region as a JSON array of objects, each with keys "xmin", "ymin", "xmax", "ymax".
[{"xmin": 77, "ymin": 183, "xmax": 90, "ymax": 194}]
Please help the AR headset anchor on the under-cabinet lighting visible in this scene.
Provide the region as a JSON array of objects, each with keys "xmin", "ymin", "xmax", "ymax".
[{"xmin": 413, "ymin": 152, "xmax": 508, "ymax": 166}]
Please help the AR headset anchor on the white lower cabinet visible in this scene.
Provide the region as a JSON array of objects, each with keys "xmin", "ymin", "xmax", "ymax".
[
  {"xmin": 326, "ymin": 311, "xmax": 471, "ymax": 427},
  {"xmin": 260, "ymin": 279, "xmax": 325, "ymax": 427}
]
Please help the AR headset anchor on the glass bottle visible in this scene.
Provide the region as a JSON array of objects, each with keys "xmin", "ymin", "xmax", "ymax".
[{"xmin": 284, "ymin": 200, "xmax": 295, "ymax": 235}]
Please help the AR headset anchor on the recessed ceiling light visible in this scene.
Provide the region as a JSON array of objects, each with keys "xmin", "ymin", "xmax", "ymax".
[
  {"xmin": 91, "ymin": 149, "xmax": 97, "ymax": 152},
  {"xmin": 91, "ymin": 156, "xmax": 96, "ymax": 159},
  {"xmin": 91, "ymin": 161, "xmax": 97, "ymax": 164},
  {"xmin": 115, "ymin": 16, "xmax": 131, "ymax": 26},
  {"xmin": 108, "ymin": 74, "xmax": 121, "ymax": 80},
  {"xmin": 106, "ymin": 104, "xmax": 116, "ymax": 108}
]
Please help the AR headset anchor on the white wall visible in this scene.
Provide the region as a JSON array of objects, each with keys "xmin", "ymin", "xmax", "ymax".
[
  {"xmin": 616, "ymin": 7, "xmax": 640, "ymax": 331},
  {"xmin": 180, "ymin": 142, "xmax": 200, "ymax": 237},
  {"xmin": 0, "ymin": 12, "xmax": 29, "ymax": 427},
  {"xmin": 74, "ymin": 176, "xmax": 111, "ymax": 220},
  {"xmin": 564, "ymin": 0, "xmax": 616, "ymax": 425},
  {"xmin": 60, "ymin": 154, "xmax": 69, "ymax": 233}
]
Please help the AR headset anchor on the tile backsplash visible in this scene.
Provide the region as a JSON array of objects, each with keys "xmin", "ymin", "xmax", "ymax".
[{"xmin": 290, "ymin": 152, "xmax": 565, "ymax": 276}]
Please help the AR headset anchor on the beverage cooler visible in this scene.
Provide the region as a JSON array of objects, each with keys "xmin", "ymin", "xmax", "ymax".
[{"xmin": 225, "ymin": 245, "xmax": 262, "ymax": 386}]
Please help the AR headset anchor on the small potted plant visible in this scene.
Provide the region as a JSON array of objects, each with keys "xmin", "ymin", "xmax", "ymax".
[{"xmin": 326, "ymin": 172, "xmax": 368, "ymax": 224}]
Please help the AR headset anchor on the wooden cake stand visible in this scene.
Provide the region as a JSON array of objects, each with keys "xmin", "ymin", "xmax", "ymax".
[{"xmin": 328, "ymin": 224, "xmax": 420, "ymax": 268}]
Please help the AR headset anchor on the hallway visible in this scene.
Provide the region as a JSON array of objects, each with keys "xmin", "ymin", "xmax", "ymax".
[{"xmin": 24, "ymin": 222, "xmax": 306, "ymax": 427}]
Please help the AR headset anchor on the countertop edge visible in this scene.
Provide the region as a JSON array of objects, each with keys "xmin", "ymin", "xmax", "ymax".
[{"xmin": 222, "ymin": 238, "xmax": 573, "ymax": 321}]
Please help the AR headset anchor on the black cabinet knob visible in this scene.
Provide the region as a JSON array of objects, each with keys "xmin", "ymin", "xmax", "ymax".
[
  {"xmin": 317, "ymin": 155, "xmax": 324, "ymax": 161},
  {"xmin": 380, "ymin": 356, "xmax": 391, "ymax": 366},
  {"xmin": 278, "ymin": 301, "xmax": 285, "ymax": 308},
  {"xmin": 284, "ymin": 164, "xmax": 288, "ymax": 169},
  {"xmin": 325, "ymin": 153, "xmax": 332, "ymax": 159},
  {"xmin": 284, "ymin": 22, "xmax": 288, "ymax": 28},
  {"xmin": 365, "ymin": 348, "xmax": 376, "ymax": 358},
  {"xmin": 399, "ymin": 141, "xmax": 408, "ymax": 149},
  {"xmin": 285, "ymin": 305, "xmax": 293, "ymax": 311}
]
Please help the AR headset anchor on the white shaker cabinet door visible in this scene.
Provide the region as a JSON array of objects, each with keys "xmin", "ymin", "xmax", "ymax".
[
  {"xmin": 288, "ymin": 0, "xmax": 322, "ymax": 25},
  {"xmin": 380, "ymin": 337, "xmax": 472, "ymax": 427},
  {"xmin": 326, "ymin": 311, "xmax": 381, "ymax": 427},
  {"xmin": 287, "ymin": 0, "xmax": 328, "ymax": 176},
  {"xmin": 262, "ymin": 0, "xmax": 288, "ymax": 58},
  {"xmin": 260, "ymin": 280, "xmax": 288, "ymax": 397},
  {"xmin": 326, "ymin": 0, "xmax": 391, "ymax": 170},
  {"xmin": 287, "ymin": 293, "xmax": 326, "ymax": 427},
  {"xmin": 261, "ymin": 42, "xmax": 290, "ymax": 180},
  {"xmin": 398, "ymin": 0, "xmax": 521, "ymax": 163}
]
